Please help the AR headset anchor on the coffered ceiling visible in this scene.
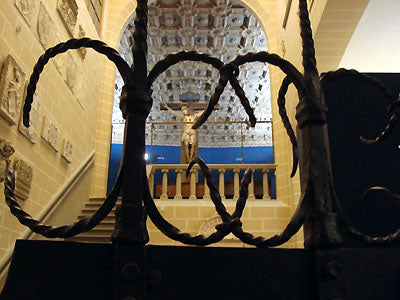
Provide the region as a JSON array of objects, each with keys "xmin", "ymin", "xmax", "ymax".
[{"xmin": 112, "ymin": 0, "xmax": 272, "ymax": 147}]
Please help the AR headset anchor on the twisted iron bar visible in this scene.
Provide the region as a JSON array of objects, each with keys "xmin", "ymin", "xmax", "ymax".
[
  {"xmin": 319, "ymin": 68, "xmax": 400, "ymax": 245},
  {"xmin": 23, "ymin": 38, "xmax": 133, "ymax": 127},
  {"xmin": 362, "ymin": 186, "xmax": 400, "ymax": 207},
  {"xmin": 142, "ymin": 158, "xmax": 251, "ymax": 245},
  {"xmin": 320, "ymin": 68, "xmax": 399, "ymax": 145},
  {"xmin": 4, "ymin": 162, "xmax": 122, "ymax": 238},
  {"xmin": 278, "ymin": 76, "xmax": 299, "ymax": 177},
  {"xmin": 4, "ymin": 39, "xmax": 133, "ymax": 238},
  {"xmin": 143, "ymin": 157, "xmax": 309, "ymax": 247}
]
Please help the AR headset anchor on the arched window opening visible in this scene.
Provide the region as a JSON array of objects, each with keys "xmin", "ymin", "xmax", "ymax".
[{"xmin": 108, "ymin": 0, "xmax": 275, "ymax": 199}]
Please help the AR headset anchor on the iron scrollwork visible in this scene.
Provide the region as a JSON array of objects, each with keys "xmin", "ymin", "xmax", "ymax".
[{"xmin": 2, "ymin": 0, "xmax": 400, "ymax": 298}]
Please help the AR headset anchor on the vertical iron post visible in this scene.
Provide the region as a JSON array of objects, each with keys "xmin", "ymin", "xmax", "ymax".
[
  {"xmin": 296, "ymin": 0, "xmax": 345, "ymax": 299},
  {"xmin": 111, "ymin": 0, "xmax": 151, "ymax": 299}
]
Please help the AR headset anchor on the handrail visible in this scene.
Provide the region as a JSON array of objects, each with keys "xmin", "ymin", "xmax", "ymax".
[
  {"xmin": 0, "ymin": 150, "xmax": 95, "ymax": 279},
  {"xmin": 148, "ymin": 163, "xmax": 277, "ymax": 170}
]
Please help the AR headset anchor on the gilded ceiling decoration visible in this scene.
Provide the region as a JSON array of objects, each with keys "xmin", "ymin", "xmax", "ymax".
[{"xmin": 113, "ymin": 0, "xmax": 272, "ymax": 147}]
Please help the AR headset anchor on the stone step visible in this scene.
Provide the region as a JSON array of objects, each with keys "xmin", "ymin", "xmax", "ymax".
[
  {"xmin": 81, "ymin": 208, "xmax": 117, "ymax": 215},
  {"xmin": 87, "ymin": 198, "xmax": 122, "ymax": 205},
  {"xmin": 66, "ymin": 234, "xmax": 111, "ymax": 243},
  {"xmin": 78, "ymin": 215, "xmax": 116, "ymax": 221}
]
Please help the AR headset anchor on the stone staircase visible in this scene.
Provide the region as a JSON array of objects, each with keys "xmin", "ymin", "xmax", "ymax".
[{"xmin": 65, "ymin": 197, "xmax": 120, "ymax": 243}]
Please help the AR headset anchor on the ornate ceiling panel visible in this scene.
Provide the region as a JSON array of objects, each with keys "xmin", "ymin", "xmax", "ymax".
[{"xmin": 113, "ymin": 0, "xmax": 272, "ymax": 147}]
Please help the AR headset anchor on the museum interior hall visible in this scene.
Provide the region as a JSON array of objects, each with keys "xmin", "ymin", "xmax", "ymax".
[{"xmin": 0, "ymin": 0, "xmax": 399, "ymax": 296}]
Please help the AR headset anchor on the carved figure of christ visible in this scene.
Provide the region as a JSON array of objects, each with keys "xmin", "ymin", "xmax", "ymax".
[{"xmin": 162, "ymin": 103, "xmax": 203, "ymax": 164}]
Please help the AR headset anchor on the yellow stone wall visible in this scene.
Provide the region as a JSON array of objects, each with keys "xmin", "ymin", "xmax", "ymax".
[
  {"xmin": 147, "ymin": 200, "xmax": 293, "ymax": 248},
  {"xmin": 0, "ymin": 0, "xmax": 103, "ymax": 264}
]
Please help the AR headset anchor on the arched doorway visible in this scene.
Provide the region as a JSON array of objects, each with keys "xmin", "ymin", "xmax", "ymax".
[{"xmin": 107, "ymin": 0, "xmax": 275, "ymax": 198}]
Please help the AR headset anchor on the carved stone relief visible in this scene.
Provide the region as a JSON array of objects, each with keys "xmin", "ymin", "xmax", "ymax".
[
  {"xmin": 13, "ymin": 158, "xmax": 33, "ymax": 201},
  {"xmin": 198, "ymin": 215, "xmax": 238, "ymax": 243},
  {"xmin": 61, "ymin": 139, "xmax": 73, "ymax": 163},
  {"xmin": 281, "ymin": 39, "xmax": 286, "ymax": 58},
  {"xmin": 65, "ymin": 53, "xmax": 76, "ymax": 91},
  {"xmin": 0, "ymin": 140, "xmax": 15, "ymax": 183},
  {"xmin": 0, "ymin": 55, "xmax": 25, "ymax": 125},
  {"xmin": 37, "ymin": 2, "xmax": 54, "ymax": 48},
  {"xmin": 41, "ymin": 116, "xmax": 59, "ymax": 151},
  {"xmin": 77, "ymin": 25, "xmax": 87, "ymax": 59},
  {"xmin": 18, "ymin": 88, "xmax": 41, "ymax": 143},
  {"xmin": 53, "ymin": 35, "xmax": 65, "ymax": 75},
  {"xmin": 15, "ymin": 0, "xmax": 35, "ymax": 26},
  {"xmin": 57, "ymin": 0, "xmax": 78, "ymax": 37}
]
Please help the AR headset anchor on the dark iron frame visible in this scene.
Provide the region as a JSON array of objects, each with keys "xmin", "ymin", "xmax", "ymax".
[{"xmin": 3, "ymin": 0, "xmax": 400, "ymax": 299}]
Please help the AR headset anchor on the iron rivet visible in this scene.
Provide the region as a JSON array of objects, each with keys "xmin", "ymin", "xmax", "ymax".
[
  {"xmin": 121, "ymin": 263, "xmax": 140, "ymax": 282},
  {"xmin": 148, "ymin": 271, "xmax": 162, "ymax": 287},
  {"xmin": 324, "ymin": 261, "xmax": 341, "ymax": 279}
]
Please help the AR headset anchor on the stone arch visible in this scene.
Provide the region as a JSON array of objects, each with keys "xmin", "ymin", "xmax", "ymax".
[
  {"xmin": 107, "ymin": 0, "xmax": 281, "ymax": 54},
  {"xmin": 91, "ymin": 0, "xmax": 284, "ymax": 198}
]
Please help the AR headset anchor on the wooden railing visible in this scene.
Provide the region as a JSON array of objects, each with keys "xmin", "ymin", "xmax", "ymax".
[{"xmin": 146, "ymin": 164, "xmax": 276, "ymax": 201}]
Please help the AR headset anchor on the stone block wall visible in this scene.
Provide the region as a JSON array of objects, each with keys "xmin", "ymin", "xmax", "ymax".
[{"xmin": 0, "ymin": 0, "xmax": 103, "ymax": 264}]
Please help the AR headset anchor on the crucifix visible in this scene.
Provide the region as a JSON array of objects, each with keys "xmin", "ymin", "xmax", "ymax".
[{"xmin": 161, "ymin": 100, "xmax": 218, "ymax": 164}]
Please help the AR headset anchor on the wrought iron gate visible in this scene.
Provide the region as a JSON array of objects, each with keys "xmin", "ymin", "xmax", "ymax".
[{"xmin": 1, "ymin": 0, "xmax": 400, "ymax": 299}]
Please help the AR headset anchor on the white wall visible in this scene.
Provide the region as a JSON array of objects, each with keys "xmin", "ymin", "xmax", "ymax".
[{"xmin": 339, "ymin": 0, "xmax": 400, "ymax": 72}]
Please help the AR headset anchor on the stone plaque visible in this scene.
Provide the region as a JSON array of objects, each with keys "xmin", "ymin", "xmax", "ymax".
[
  {"xmin": 198, "ymin": 215, "xmax": 238, "ymax": 242},
  {"xmin": 14, "ymin": 158, "xmax": 33, "ymax": 201},
  {"xmin": 61, "ymin": 139, "xmax": 73, "ymax": 163},
  {"xmin": 77, "ymin": 25, "xmax": 87, "ymax": 59},
  {"xmin": 0, "ymin": 55, "xmax": 25, "ymax": 125},
  {"xmin": 57, "ymin": 0, "xmax": 78, "ymax": 36},
  {"xmin": 53, "ymin": 34, "xmax": 65, "ymax": 75},
  {"xmin": 15, "ymin": 0, "xmax": 35, "ymax": 26},
  {"xmin": 18, "ymin": 87, "xmax": 41, "ymax": 143},
  {"xmin": 65, "ymin": 53, "xmax": 76, "ymax": 91},
  {"xmin": 41, "ymin": 116, "xmax": 59, "ymax": 151},
  {"xmin": 37, "ymin": 2, "xmax": 54, "ymax": 48}
]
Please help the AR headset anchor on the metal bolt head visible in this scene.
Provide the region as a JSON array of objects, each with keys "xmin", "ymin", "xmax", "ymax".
[
  {"xmin": 148, "ymin": 271, "xmax": 162, "ymax": 287},
  {"xmin": 324, "ymin": 261, "xmax": 341, "ymax": 279},
  {"xmin": 121, "ymin": 263, "xmax": 140, "ymax": 282}
]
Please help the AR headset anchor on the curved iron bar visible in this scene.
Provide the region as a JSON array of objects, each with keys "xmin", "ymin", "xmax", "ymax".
[
  {"xmin": 362, "ymin": 186, "xmax": 400, "ymax": 207},
  {"xmin": 319, "ymin": 67, "xmax": 400, "ymax": 245},
  {"xmin": 320, "ymin": 68, "xmax": 394, "ymax": 103},
  {"xmin": 232, "ymin": 187, "xmax": 311, "ymax": 247},
  {"xmin": 142, "ymin": 158, "xmax": 238, "ymax": 245},
  {"xmin": 4, "ymin": 163, "xmax": 122, "ymax": 238},
  {"xmin": 360, "ymin": 99, "xmax": 400, "ymax": 145},
  {"xmin": 320, "ymin": 68, "xmax": 399, "ymax": 145},
  {"xmin": 147, "ymin": 51, "xmax": 258, "ymax": 127},
  {"xmin": 3, "ymin": 38, "xmax": 135, "ymax": 238},
  {"xmin": 148, "ymin": 51, "xmax": 224, "ymax": 86},
  {"xmin": 196, "ymin": 157, "xmax": 311, "ymax": 247},
  {"xmin": 143, "ymin": 154, "xmax": 310, "ymax": 248},
  {"xmin": 23, "ymin": 38, "xmax": 133, "ymax": 127},
  {"xmin": 193, "ymin": 51, "xmax": 306, "ymax": 130},
  {"xmin": 333, "ymin": 196, "xmax": 400, "ymax": 246},
  {"xmin": 278, "ymin": 76, "xmax": 299, "ymax": 178}
]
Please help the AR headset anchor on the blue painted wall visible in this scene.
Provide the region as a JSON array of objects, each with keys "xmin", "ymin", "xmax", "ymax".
[{"xmin": 107, "ymin": 144, "xmax": 276, "ymax": 198}]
